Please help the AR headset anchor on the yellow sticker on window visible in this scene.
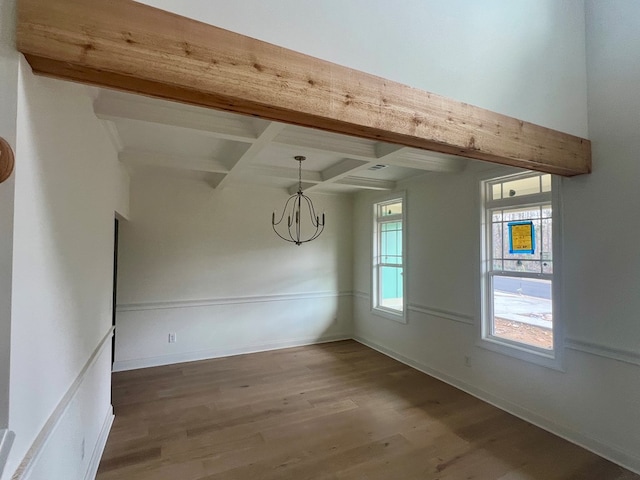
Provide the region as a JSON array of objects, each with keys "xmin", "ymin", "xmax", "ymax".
[{"xmin": 508, "ymin": 221, "xmax": 535, "ymax": 254}]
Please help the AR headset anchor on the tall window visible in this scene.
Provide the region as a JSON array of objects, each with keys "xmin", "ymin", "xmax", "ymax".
[
  {"xmin": 373, "ymin": 196, "xmax": 405, "ymax": 320},
  {"xmin": 482, "ymin": 172, "xmax": 559, "ymax": 362}
]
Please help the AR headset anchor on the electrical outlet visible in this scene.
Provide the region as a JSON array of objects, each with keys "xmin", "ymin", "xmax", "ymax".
[
  {"xmin": 464, "ymin": 355, "xmax": 471, "ymax": 367},
  {"xmin": 168, "ymin": 332, "xmax": 176, "ymax": 343}
]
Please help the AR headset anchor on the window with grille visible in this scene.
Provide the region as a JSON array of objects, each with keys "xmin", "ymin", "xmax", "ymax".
[
  {"xmin": 482, "ymin": 172, "xmax": 561, "ymax": 364},
  {"xmin": 373, "ymin": 196, "xmax": 405, "ymax": 321}
]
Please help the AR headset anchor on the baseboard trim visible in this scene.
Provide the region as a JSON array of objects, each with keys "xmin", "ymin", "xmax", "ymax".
[
  {"xmin": 407, "ymin": 303, "xmax": 474, "ymax": 325},
  {"xmin": 112, "ymin": 333, "xmax": 351, "ymax": 372},
  {"xmin": 565, "ymin": 337, "xmax": 640, "ymax": 367},
  {"xmin": 84, "ymin": 407, "xmax": 114, "ymax": 480},
  {"xmin": 117, "ymin": 291, "xmax": 352, "ymax": 312},
  {"xmin": 11, "ymin": 327, "xmax": 114, "ymax": 480},
  {"xmin": 353, "ymin": 334, "xmax": 640, "ymax": 475}
]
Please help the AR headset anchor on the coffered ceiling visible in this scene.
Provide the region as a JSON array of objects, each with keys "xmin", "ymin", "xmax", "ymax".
[{"xmin": 95, "ymin": 89, "xmax": 469, "ymax": 194}]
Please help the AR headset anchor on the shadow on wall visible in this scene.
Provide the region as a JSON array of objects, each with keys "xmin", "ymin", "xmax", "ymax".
[{"xmin": 113, "ymin": 176, "xmax": 353, "ymax": 370}]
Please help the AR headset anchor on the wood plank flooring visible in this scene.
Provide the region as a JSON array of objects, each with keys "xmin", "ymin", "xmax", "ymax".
[{"xmin": 97, "ymin": 340, "xmax": 639, "ymax": 479}]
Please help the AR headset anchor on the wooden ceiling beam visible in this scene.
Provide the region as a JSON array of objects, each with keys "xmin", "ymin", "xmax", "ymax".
[{"xmin": 17, "ymin": 0, "xmax": 591, "ymax": 176}]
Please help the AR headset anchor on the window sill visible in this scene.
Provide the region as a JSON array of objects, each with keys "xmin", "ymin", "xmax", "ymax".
[
  {"xmin": 477, "ymin": 336, "xmax": 565, "ymax": 371},
  {"xmin": 372, "ymin": 307, "xmax": 407, "ymax": 324}
]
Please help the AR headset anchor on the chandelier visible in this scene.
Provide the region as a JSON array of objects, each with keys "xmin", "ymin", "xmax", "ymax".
[{"xmin": 272, "ymin": 156, "xmax": 325, "ymax": 245}]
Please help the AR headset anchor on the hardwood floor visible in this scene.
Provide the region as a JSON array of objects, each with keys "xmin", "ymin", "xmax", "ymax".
[{"xmin": 97, "ymin": 341, "xmax": 638, "ymax": 479}]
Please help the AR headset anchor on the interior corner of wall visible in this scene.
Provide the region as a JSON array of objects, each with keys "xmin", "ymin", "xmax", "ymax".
[{"xmin": 114, "ymin": 162, "xmax": 131, "ymax": 221}]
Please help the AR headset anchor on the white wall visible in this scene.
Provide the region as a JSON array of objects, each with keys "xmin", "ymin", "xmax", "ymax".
[
  {"xmin": 115, "ymin": 173, "xmax": 352, "ymax": 370},
  {"xmin": 565, "ymin": 0, "xmax": 640, "ymax": 352},
  {"xmin": 0, "ymin": 0, "xmax": 18, "ymax": 432},
  {"xmin": 3, "ymin": 59, "xmax": 129, "ymax": 479},
  {"xmin": 136, "ymin": 0, "xmax": 588, "ymax": 137}
]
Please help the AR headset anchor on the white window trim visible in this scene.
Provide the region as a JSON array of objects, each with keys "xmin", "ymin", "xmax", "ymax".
[
  {"xmin": 371, "ymin": 191, "xmax": 407, "ymax": 324},
  {"xmin": 478, "ymin": 172, "xmax": 565, "ymax": 371}
]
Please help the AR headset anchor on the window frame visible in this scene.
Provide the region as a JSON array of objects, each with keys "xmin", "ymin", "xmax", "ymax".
[
  {"xmin": 479, "ymin": 171, "xmax": 564, "ymax": 370},
  {"xmin": 372, "ymin": 192, "xmax": 407, "ymax": 324}
]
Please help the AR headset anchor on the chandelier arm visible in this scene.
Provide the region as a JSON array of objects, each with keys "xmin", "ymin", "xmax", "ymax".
[
  {"xmin": 272, "ymin": 223, "xmax": 298, "ymax": 244},
  {"xmin": 279, "ymin": 204, "xmax": 301, "ymax": 243},
  {"xmin": 300, "ymin": 194, "xmax": 323, "ymax": 227},
  {"xmin": 299, "ymin": 195, "xmax": 325, "ymax": 242},
  {"xmin": 272, "ymin": 195, "xmax": 297, "ymax": 226},
  {"xmin": 296, "ymin": 193, "xmax": 302, "ymax": 245},
  {"xmin": 295, "ymin": 223, "xmax": 323, "ymax": 244},
  {"xmin": 287, "ymin": 196, "xmax": 300, "ymax": 244},
  {"xmin": 309, "ymin": 196, "xmax": 325, "ymax": 226},
  {"xmin": 273, "ymin": 195, "xmax": 304, "ymax": 245},
  {"xmin": 290, "ymin": 195, "xmax": 303, "ymax": 244}
]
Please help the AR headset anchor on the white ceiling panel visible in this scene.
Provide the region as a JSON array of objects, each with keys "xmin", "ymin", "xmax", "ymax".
[
  {"xmin": 95, "ymin": 88, "xmax": 467, "ymax": 194},
  {"xmin": 356, "ymin": 165, "xmax": 421, "ymax": 181},
  {"xmin": 249, "ymin": 143, "xmax": 343, "ymax": 172},
  {"xmin": 274, "ymin": 125, "xmax": 378, "ymax": 160},
  {"xmin": 114, "ymin": 119, "xmax": 241, "ymax": 159}
]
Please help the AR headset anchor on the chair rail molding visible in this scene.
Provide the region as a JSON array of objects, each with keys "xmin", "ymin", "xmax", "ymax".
[
  {"xmin": 117, "ymin": 291, "xmax": 353, "ymax": 312},
  {"xmin": 565, "ymin": 337, "xmax": 640, "ymax": 367},
  {"xmin": 0, "ymin": 429, "xmax": 15, "ymax": 478}
]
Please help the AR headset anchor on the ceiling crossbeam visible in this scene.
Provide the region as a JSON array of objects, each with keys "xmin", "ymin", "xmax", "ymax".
[
  {"xmin": 119, "ymin": 149, "xmax": 230, "ymax": 174},
  {"xmin": 94, "ymin": 93, "xmax": 260, "ymax": 143},
  {"xmin": 335, "ymin": 177, "xmax": 396, "ymax": 191},
  {"xmin": 215, "ymin": 122, "xmax": 286, "ymax": 190}
]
